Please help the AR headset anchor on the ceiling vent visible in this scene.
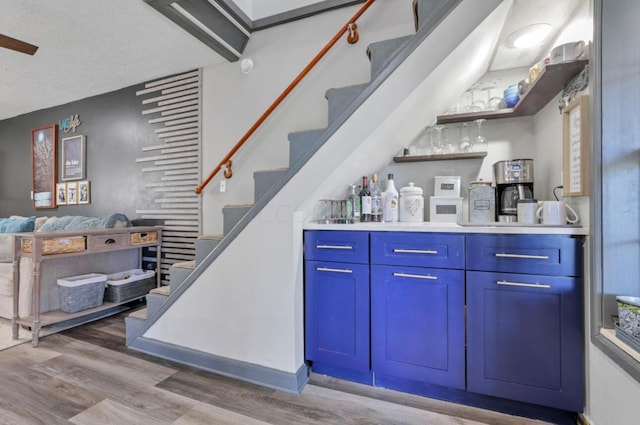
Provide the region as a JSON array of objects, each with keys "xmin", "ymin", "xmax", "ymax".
[{"xmin": 145, "ymin": 0, "xmax": 251, "ymax": 62}]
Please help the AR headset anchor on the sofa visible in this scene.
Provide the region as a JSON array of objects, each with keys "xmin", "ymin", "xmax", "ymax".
[{"xmin": 0, "ymin": 214, "xmax": 137, "ymax": 319}]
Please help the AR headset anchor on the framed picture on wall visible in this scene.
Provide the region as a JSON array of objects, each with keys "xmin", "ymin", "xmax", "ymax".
[
  {"xmin": 61, "ymin": 134, "xmax": 85, "ymax": 181},
  {"xmin": 56, "ymin": 183, "xmax": 67, "ymax": 205},
  {"xmin": 66, "ymin": 181, "xmax": 78, "ymax": 205},
  {"xmin": 31, "ymin": 124, "xmax": 58, "ymax": 209},
  {"xmin": 77, "ymin": 180, "xmax": 90, "ymax": 204}
]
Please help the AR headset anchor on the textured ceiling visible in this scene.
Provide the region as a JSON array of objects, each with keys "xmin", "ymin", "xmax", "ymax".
[{"xmin": 0, "ymin": 0, "xmax": 227, "ymax": 120}]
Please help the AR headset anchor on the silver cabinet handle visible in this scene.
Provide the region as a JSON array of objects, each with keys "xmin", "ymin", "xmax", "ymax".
[
  {"xmin": 316, "ymin": 244, "xmax": 353, "ymax": 250},
  {"xmin": 393, "ymin": 272, "xmax": 437, "ymax": 280},
  {"xmin": 497, "ymin": 280, "xmax": 551, "ymax": 289},
  {"xmin": 316, "ymin": 267, "xmax": 353, "ymax": 274},
  {"xmin": 495, "ymin": 253, "xmax": 549, "ymax": 260},
  {"xmin": 393, "ymin": 248, "xmax": 438, "ymax": 255}
]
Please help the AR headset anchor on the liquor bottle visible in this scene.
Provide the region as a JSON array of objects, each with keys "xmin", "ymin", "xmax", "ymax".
[
  {"xmin": 359, "ymin": 176, "xmax": 372, "ymax": 222},
  {"xmin": 370, "ymin": 174, "xmax": 382, "ymax": 222},
  {"xmin": 346, "ymin": 184, "xmax": 359, "ymax": 223},
  {"xmin": 382, "ymin": 173, "xmax": 399, "ymax": 222}
]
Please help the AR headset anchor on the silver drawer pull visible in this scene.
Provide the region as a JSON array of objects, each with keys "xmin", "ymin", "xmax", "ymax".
[
  {"xmin": 316, "ymin": 267, "xmax": 353, "ymax": 274},
  {"xmin": 497, "ymin": 280, "xmax": 551, "ymax": 289},
  {"xmin": 316, "ymin": 244, "xmax": 353, "ymax": 250},
  {"xmin": 495, "ymin": 253, "xmax": 549, "ymax": 260},
  {"xmin": 393, "ymin": 272, "xmax": 437, "ymax": 280},
  {"xmin": 393, "ymin": 249, "xmax": 438, "ymax": 255}
]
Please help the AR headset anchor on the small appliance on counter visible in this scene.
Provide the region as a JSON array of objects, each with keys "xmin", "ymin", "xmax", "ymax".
[{"xmin": 493, "ymin": 159, "xmax": 534, "ymax": 222}]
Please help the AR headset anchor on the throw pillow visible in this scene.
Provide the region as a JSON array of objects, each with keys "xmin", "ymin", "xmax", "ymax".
[{"xmin": 0, "ymin": 216, "xmax": 36, "ymax": 233}]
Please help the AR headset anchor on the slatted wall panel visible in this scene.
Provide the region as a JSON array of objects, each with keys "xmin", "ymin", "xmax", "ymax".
[{"xmin": 136, "ymin": 70, "xmax": 202, "ymax": 284}]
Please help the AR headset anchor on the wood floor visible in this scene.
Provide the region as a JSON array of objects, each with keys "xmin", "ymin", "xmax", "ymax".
[{"xmin": 0, "ymin": 309, "xmax": 557, "ymax": 425}]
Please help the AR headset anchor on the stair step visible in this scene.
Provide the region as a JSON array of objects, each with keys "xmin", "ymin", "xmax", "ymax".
[
  {"xmin": 325, "ymin": 83, "xmax": 369, "ymax": 124},
  {"xmin": 170, "ymin": 260, "xmax": 195, "ymax": 292},
  {"xmin": 288, "ymin": 129, "xmax": 327, "ymax": 165},
  {"xmin": 414, "ymin": 0, "xmax": 460, "ymax": 32},
  {"xmin": 222, "ymin": 204, "xmax": 253, "ymax": 235},
  {"xmin": 254, "ymin": 168, "xmax": 288, "ymax": 201},
  {"xmin": 146, "ymin": 291, "xmax": 169, "ymax": 316},
  {"xmin": 149, "ymin": 285, "xmax": 171, "ymax": 296},
  {"xmin": 367, "ymin": 36, "xmax": 412, "ymax": 80},
  {"xmin": 125, "ymin": 307, "xmax": 147, "ymax": 341},
  {"xmin": 195, "ymin": 234, "xmax": 223, "ymax": 265}
]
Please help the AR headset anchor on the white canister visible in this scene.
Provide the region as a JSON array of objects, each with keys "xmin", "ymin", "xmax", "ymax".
[
  {"xmin": 399, "ymin": 182, "xmax": 424, "ymax": 222},
  {"xmin": 517, "ymin": 199, "xmax": 538, "ymax": 224}
]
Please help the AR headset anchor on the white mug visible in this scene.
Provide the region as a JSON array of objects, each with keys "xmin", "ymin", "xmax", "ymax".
[{"xmin": 536, "ymin": 201, "xmax": 579, "ymax": 225}]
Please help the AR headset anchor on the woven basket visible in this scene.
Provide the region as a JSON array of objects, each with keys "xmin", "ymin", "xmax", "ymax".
[
  {"xmin": 130, "ymin": 231, "xmax": 158, "ymax": 245},
  {"xmin": 22, "ymin": 236, "xmax": 86, "ymax": 255}
]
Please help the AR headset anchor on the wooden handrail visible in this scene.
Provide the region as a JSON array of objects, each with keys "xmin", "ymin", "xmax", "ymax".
[{"xmin": 195, "ymin": 0, "xmax": 376, "ymax": 194}]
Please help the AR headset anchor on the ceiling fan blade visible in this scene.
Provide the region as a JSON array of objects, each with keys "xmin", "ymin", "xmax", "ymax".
[{"xmin": 0, "ymin": 34, "xmax": 38, "ymax": 55}]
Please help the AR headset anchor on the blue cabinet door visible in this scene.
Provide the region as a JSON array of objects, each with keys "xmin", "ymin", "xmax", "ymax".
[
  {"xmin": 371, "ymin": 265, "xmax": 465, "ymax": 389},
  {"xmin": 466, "ymin": 271, "xmax": 584, "ymax": 412},
  {"xmin": 305, "ymin": 260, "xmax": 370, "ymax": 372}
]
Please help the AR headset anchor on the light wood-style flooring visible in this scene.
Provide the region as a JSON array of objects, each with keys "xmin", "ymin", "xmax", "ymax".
[{"xmin": 0, "ymin": 309, "xmax": 557, "ymax": 425}]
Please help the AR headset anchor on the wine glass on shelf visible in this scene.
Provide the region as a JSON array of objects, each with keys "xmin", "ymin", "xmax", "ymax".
[
  {"xmin": 458, "ymin": 122, "xmax": 471, "ymax": 152},
  {"xmin": 473, "ymin": 119, "xmax": 487, "ymax": 150},
  {"xmin": 432, "ymin": 124, "xmax": 446, "ymax": 154}
]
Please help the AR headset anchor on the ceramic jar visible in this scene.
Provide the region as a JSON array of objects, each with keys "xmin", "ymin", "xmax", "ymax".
[{"xmin": 399, "ymin": 182, "xmax": 424, "ymax": 222}]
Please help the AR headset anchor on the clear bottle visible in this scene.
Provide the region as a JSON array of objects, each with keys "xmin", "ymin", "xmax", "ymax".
[
  {"xmin": 382, "ymin": 173, "xmax": 399, "ymax": 222},
  {"xmin": 346, "ymin": 184, "xmax": 359, "ymax": 223},
  {"xmin": 370, "ymin": 174, "xmax": 382, "ymax": 222},
  {"xmin": 359, "ymin": 176, "xmax": 372, "ymax": 222}
]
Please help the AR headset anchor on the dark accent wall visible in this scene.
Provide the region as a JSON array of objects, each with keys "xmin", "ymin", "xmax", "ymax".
[{"xmin": 0, "ymin": 83, "xmax": 158, "ymax": 220}]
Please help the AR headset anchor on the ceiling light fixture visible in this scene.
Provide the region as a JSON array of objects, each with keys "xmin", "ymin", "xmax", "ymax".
[{"xmin": 508, "ymin": 23, "xmax": 552, "ymax": 48}]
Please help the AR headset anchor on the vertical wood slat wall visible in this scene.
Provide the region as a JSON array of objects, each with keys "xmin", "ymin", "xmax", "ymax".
[{"xmin": 136, "ymin": 70, "xmax": 202, "ymax": 284}]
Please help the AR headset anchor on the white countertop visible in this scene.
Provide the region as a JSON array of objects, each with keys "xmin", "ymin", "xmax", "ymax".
[{"xmin": 303, "ymin": 221, "xmax": 589, "ymax": 235}]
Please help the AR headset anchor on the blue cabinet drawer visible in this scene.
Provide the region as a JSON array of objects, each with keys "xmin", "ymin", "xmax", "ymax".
[
  {"xmin": 370, "ymin": 232, "xmax": 464, "ymax": 269},
  {"xmin": 304, "ymin": 230, "xmax": 369, "ymax": 264},
  {"xmin": 466, "ymin": 234, "xmax": 583, "ymax": 277}
]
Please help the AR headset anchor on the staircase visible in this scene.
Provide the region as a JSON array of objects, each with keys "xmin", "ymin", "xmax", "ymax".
[{"xmin": 125, "ymin": 0, "xmax": 503, "ymax": 391}]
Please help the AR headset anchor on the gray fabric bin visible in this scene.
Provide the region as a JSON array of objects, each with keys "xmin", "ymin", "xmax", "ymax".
[
  {"xmin": 105, "ymin": 269, "xmax": 156, "ymax": 303},
  {"xmin": 57, "ymin": 273, "xmax": 107, "ymax": 313}
]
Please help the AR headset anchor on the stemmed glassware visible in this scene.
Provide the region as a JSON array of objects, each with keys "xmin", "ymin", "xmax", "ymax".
[
  {"xmin": 473, "ymin": 119, "xmax": 487, "ymax": 150},
  {"xmin": 459, "ymin": 122, "xmax": 471, "ymax": 152}
]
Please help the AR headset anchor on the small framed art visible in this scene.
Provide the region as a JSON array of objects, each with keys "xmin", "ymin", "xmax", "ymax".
[
  {"xmin": 66, "ymin": 181, "xmax": 78, "ymax": 205},
  {"xmin": 56, "ymin": 183, "xmax": 67, "ymax": 205},
  {"xmin": 61, "ymin": 134, "xmax": 85, "ymax": 181},
  {"xmin": 78, "ymin": 180, "xmax": 90, "ymax": 204}
]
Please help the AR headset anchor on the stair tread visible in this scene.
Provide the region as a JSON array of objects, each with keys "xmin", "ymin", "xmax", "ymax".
[
  {"xmin": 172, "ymin": 260, "xmax": 196, "ymax": 269},
  {"xmin": 129, "ymin": 308, "xmax": 147, "ymax": 320},
  {"xmin": 198, "ymin": 234, "xmax": 224, "ymax": 241},
  {"xmin": 254, "ymin": 167, "xmax": 289, "ymax": 173},
  {"xmin": 223, "ymin": 204, "xmax": 254, "ymax": 208},
  {"xmin": 149, "ymin": 286, "xmax": 171, "ymax": 296}
]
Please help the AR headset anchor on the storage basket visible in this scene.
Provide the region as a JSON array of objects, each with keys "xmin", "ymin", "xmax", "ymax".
[
  {"xmin": 22, "ymin": 236, "xmax": 86, "ymax": 255},
  {"xmin": 57, "ymin": 273, "xmax": 107, "ymax": 313},
  {"xmin": 104, "ymin": 269, "xmax": 156, "ymax": 303},
  {"xmin": 130, "ymin": 231, "xmax": 158, "ymax": 245}
]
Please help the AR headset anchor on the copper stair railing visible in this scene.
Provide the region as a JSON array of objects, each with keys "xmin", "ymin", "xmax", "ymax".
[{"xmin": 195, "ymin": 0, "xmax": 376, "ymax": 194}]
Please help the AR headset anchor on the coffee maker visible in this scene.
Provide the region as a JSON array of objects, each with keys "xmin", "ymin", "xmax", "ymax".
[{"xmin": 493, "ymin": 159, "xmax": 534, "ymax": 222}]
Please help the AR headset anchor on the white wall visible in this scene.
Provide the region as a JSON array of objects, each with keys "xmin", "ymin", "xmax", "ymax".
[{"xmin": 145, "ymin": 0, "xmax": 505, "ymax": 372}]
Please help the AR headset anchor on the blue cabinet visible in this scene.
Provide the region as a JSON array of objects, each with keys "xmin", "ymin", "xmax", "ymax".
[
  {"xmin": 371, "ymin": 264, "xmax": 465, "ymax": 389},
  {"xmin": 466, "ymin": 234, "xmax": 584, "ymax": 412},
  {"xmin": 304, "ymin": 231, "xmax": 371, "ymax": 384}
]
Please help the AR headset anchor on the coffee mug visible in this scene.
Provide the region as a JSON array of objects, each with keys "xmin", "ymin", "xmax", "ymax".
[{"xmin": 536, "ymin": 201, "xmax": 579, "ymax": 225}]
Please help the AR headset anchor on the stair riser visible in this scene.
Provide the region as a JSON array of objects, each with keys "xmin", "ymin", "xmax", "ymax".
[
  {"xmin": 325, "ymin": 84, "xmax": 368, "ymax": 124},
  {"xmin": 289, "ymin": 129, "xmax": 326, "ymax": 166},
  {"xmin": 170, "ymin": 266, "xmax": 193, "ymax": 292},
  {"xmin": 195, "ymin": 237, "xmax": 221, "ymax": 265},
  {"xmin": 223, "ymin": 206, "xmax": 252, "ymax": 235},
  {"xmin": 146, "ymin": 293, "xmax": 168, "ymax": 317},
  {"xmin": 125, "ymin": 316, "xmax": 145, "ymax": 341},
  {"xmin": 368, "ymin": 36, "xmax": 412, "ymax": 80},
  {"xmin": 254, "ymin": 170, "xmax": 288, "ymax": 202}
]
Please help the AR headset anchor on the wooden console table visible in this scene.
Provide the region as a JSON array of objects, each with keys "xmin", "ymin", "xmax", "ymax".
[{"xmin": 11, "ymin": 226, "xmax": 162, "ymax": 347}]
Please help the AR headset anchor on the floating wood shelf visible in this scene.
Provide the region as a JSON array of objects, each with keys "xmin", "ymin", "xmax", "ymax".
[
  {"xmin": 436, "ymin": 60, "xmax": 589, "ymax": 125},
  {"xmin": 393, "ymin": 151, "xmax": 487, "ymax": 163}
]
